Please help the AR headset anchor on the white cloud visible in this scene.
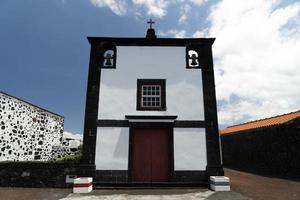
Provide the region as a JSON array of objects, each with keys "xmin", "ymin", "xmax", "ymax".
[
  {"xmin": 203, "ymin": 0, "xmax": 300, "ymax": 126},
  {"xmin": 193, "ymin": 29, "xmax": 209, "ymax": 37},
  {"xmin": 89, "ymin": 0, "xmax": 207, "ymax": 19},
  {"xmin": 159, "ymin": 29, "xmax": 186, "ymax": 38},
  {"xmin": 179, "ymin": 4, "xmax": 191, "ymax": 24},
  {"xmin": 63, "ymin": 131, "xmax": 83, "ymax": 141},
  {"xmin": 132, "ymin": 0, "xmax": 169, "ymax": 18},
  {"xmin": 189, "ymin": 0, "xmax": 206, "ymax": 7},
  {"xmin": 90, "ymin": 0, "xmax": 127, "ymax": 16}
]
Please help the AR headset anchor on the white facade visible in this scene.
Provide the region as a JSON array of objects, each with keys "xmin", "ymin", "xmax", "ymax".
[
  {"xmin": 98, "ymin": 46, "xmax": 205, "ymax": 120},
  {"xmin": 173, "ymin": 128, "xmax": 207, "ymax": 170},
  {"xmin": 95, "ymin": 127, "xmax": 129, "ymax": 170},
  {"xmin": 95, "ymin": 46, "xmax": 207, "ymax": 171}
]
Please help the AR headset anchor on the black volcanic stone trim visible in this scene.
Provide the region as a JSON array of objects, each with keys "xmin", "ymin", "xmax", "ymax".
[
  {"xmin": 97, "ymin": 119, "xmax": 206, "ymax": 128},
  {"xmin": 95, "ymin": 170, "xmax": 128, "ymax": 183},
  {"xmin": 128, "ymin": 122, "xmax": 174, "ymax": 128},
  {"xmin": 201, "ymin": 44, "xmax": 223, "ymax": 176},
  {"xmin": 93, "ymin": 170, "xmax": 209, "ymax": 185},
  {"xmin": 125, "ymin": 115, "xmax": 177, "ymax": 120},
  {"xmin": 88, "ymin": 37, "xmax": 215, "ymax": 46},
  {"xmin": 171, "ymin": 171, "xmax": 207, "ymax": 182},
  {"xmin": 93, "ymin": 182, "xmax": 209, "ymax": 187},
  {"xmin": 97, "ymin": 120, "xmax": 205, "ymax": 128},
  {"xmin": 136, "ymin": 79, "xmax": 166, "ymax": 111},
  {"xmin": 81, "ymin": 43, "xmax": 100, "ymax": 165},
  {"xmin": 97, "ymin": 120, "xmax": 129, "ymax": 127},
  {"xmin": 174, "ymin": 121, "xmax": 205, "ymax": 127}
]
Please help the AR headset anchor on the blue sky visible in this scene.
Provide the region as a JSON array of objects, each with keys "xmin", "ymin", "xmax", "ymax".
[{"xmin": 1, "ymin": 0, "xmax": 300, "ymax": 134}]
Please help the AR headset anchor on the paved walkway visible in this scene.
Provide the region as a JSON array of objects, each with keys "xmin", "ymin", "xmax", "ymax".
[
  {"xmin": 0, "ymin": 187, "xmax": 250, "ymax": 200},
  {"xmin": 61, "ymin": 189, "xmax": 214, "ymax": 200},
  {"xmin": 225, "ymin": 168, "xmax": 300, "ymax": 200}
]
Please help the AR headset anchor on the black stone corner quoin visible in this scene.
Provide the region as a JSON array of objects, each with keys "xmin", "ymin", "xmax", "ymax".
[{"xmin": 81, "ymin": 31, "xmax": 223, "ymax": 185}]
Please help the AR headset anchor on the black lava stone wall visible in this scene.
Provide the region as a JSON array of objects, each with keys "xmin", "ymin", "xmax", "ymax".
[
  {"xmin": 221, "ymin": 119, "xmax": 300, "ymax": 179},
  {"xmin": 0, "ymin": 162, "xmax": 79, "ymax": 188}
]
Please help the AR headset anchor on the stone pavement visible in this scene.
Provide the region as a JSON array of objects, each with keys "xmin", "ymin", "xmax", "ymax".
[
  {"xmin": 61, "ymin": 189, "xmax": 214, "ymax": 200},
  {"xmin": 225, "ymin": 168, "xmax": 300, "ymax": 200},
  {"xmin": 0, "ymin": 187, "xmax": 251, "ymax": 200}
]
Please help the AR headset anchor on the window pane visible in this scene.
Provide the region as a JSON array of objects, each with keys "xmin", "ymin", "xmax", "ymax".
[{"xmin": 140, "ymin": 84, "xmax": 163, "ymax": 108}]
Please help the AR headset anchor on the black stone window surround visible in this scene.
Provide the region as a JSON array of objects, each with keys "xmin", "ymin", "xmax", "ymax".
[{"xmin": 136, "ymin": 79, "xmax": 166, "ymax": 111}]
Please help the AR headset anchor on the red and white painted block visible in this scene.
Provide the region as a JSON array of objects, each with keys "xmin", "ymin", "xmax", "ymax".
[
  {"xmin": 73, "ymin": 177, "xmax": 93, "ymax": 193},
  {"xmin": 210, "ymin": 176, "xmax": 230, "ymax": 191}
]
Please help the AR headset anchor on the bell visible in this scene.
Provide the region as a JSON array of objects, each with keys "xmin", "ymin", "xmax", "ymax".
[
  {"xmin": 190, "ymin": 54, "xmax": 198, "ymax": 66},
  {"xmin": 104, "ymin": 53, "xmax": 112, "ymax": 66}
]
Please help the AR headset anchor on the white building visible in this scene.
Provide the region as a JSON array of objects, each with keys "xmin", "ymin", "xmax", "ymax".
[
  {"xmin": 81, "ymin": 27, "xmax": 223, "ymax": 185},
  {"xmin": 0, "ymin": 91, "xmax": 64, "ymax": 161}
]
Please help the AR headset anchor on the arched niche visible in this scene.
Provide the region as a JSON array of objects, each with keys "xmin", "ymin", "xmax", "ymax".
[
  {"xmin": 99, "ymin": 42, "xmax": 117, "ymax": 69},
  {"xmin": 186, "ymin": 44, "xmax": 200, "ymax": 68}
]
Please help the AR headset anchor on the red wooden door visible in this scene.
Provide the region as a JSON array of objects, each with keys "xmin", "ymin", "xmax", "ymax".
[{"xmin": 132, "ymin": 128, "xmax": 170, "ymax": 182}]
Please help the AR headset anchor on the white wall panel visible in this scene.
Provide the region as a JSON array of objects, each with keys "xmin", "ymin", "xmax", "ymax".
[
  {"xmin": 95, "ymin": 127, "xmax": 129, "ymax": 170},
  {"xmin": 98, "ymin": 46, "xmax": 204, "ymax": 120},
  {"xmin": 174, "ymin": 128, "xmax": 207, "ymax": 170}
]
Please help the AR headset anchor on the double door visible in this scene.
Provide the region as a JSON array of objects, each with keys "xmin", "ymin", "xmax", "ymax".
[{"xmin": 132, "ymin": 128, "xmax": 170, "ymax": 182}]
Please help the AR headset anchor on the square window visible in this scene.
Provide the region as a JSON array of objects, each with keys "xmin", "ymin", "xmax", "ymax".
[{"xmin": 137, "ymin": 79, "xmax": 166, "ymax": 111}]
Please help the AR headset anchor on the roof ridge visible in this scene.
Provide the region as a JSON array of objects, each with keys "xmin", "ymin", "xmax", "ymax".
[
  {"xmin": 226, "ymin": 110, "xmax": 300, "ymax": 128},
  {"xmin": 0, "ymin": 91, "xmax": 64, "ymax": 118}
]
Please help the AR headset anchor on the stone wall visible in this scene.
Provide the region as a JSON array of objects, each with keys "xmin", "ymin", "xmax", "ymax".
[
  {"xmin": 53, "ymin": 137, "xmax": 82, "ymax": 160},
  {"xmin": 0, "ymin": 162, "xmax": 79, "ymax": 188},
  {"xmin": 0, "ymin": 92, "xmax": 64, "ymax": 161},
  {"xmin": 221, "ymin": 119, "xmax": 300, "ymax": 179}
]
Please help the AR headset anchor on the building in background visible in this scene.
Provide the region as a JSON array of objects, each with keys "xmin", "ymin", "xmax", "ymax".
[
  {"xmin": 0, "ymin": 91, "xmax": 64, "ymax": 161},
  {"xmin": 220, "ymin": 110, "xmax": 300, "ymax": 179},
  {"xmin": 53, "ymin": 131, "xmax": 83, "ymax": 160}
]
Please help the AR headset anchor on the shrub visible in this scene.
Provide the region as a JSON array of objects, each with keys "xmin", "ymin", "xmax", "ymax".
[{"xmin": 59, "ymin": 154, "xmax": 81, "ymax": 162}]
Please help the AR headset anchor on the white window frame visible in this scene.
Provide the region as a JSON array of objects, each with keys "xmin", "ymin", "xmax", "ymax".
[{"xmin": 141, "ymin": 85, "xmax": 162, "ymax": 108}]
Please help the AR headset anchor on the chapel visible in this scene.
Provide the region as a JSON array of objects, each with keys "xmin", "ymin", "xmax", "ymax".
[{"xmin": 81, "ymin": 21, "xmax": 223, "ymax": 186}]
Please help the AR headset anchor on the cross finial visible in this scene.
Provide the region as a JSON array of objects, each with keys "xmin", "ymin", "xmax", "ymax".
[{"xmin": 147, "ymin": 18, "xmax": 155, "ymax": 29}]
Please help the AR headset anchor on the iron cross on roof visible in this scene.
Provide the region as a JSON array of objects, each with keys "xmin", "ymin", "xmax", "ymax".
[{"xmin": 147, "ymin": 18, "xmax": 155, "ymax": 29}]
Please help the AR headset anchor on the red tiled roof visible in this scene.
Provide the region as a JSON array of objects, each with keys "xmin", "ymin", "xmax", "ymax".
[{"xmin": 219, "ymin": 110, "xmax": 300, "ymax": 135}]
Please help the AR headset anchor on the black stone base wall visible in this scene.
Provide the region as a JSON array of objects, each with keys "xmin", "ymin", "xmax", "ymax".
[
  {"xmin": 0, "ymin": 162, "xmax": 81, "ymax": 188},
  {"xmin": 95, "ymin": 170, "xmax": 128, "ymax": 183},
  {"xmin": 221, "ymin": 120, "xmax": 300, "ymax": 180},
  {"xmin": 94, "ymin": 170, "xmax": 208, "ymax": 186},
  {"xmin": 171, "ymin": 171, "xmax": 207, "ymax": 183}
]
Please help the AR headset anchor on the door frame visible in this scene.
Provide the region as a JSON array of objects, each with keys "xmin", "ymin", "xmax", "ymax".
[{"xmin": 127, "ymin": 121, "xmax": 174, "ymax": 183}]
